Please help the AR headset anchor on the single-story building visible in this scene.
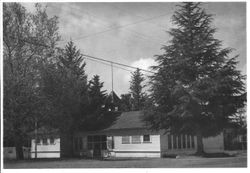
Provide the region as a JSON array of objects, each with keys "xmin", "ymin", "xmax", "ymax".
[
  {"xmin": 29, "ymin": 126, "xmax": 60, "ymax": 158},
  {"xmin": 73, "ymin": 111, "xmax": 224, "ymax": 158}
]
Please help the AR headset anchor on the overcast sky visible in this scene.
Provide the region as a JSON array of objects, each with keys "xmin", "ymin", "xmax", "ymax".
[{"xmin": 22, "ymin": 2, "xmax": 246, "ymax": 96}]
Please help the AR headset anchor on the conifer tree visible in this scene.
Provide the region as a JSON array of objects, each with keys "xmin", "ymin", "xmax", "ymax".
[
  {"xmin": 88, "ymin": 75, "xmax": 107, "ymax": 111},
  {"xmin": 129, "ymin": 68, "xmax": 146, "ymax": 111},
  {"xmin": 144, "ymin": 2, "xmax": 246, "ymax": 154}
]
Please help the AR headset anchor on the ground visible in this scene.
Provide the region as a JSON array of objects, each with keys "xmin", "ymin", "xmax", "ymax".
[{"xmin": 4, "ymin": 154, "xmax": 247, "ymax": 168}]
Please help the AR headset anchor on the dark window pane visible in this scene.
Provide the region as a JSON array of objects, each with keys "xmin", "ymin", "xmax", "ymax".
[
  {"xmin": 79, "ymin": 137, "xmax": 83, "ymax": 150},
  {"xmin": 50, "ymin": 138, "xmax": 54, "ymax": 144},
  {"xmin": 173, "ymin": 135, "xmax": 177, "ymax": 149},
  {"xmin": 187, "ymin": 135, "xmax": 190, "ymax": 148},
  {"xmin": 143, "ymin": 135, "xmax": 150, "ymax": 142},
  {"xmin": 178, "ymin": 135, "xmax": 181, "ymax": 149},
  {"xmin": 93, "ymin": 135, "xmax": 100, "ymax": 142},
  {"xmin": 42, "ymin": 138, "xmax": 48, "ymax": 145},
  {"xmin": 182, "ymin": 135, "xmax": 186, "ymax": 149},
  {"xmin": 87, "ymin": 143, "xmax": 92, "ymax": 150},
  {"xmin": 191, "ymin": 136, "xmax": 195, "ymax": 148},
  {"xmin": 36, "ymin": 138, "xmax": 40, "ymax": 145},
  {"xmin": 112, "ymin": 136, "xmax": 114, "ymax": 149},
  {"xmin": 87, "ymin": 136, "xmax": 93, "ymax": 142},
  {"xmin": 168, "ymin": 135, "xmax": 172, "ymax": 149},
  {"xmin": 102, "ymin": 142, "xmax": 107, "ymax": 149},
  {"xmin": 74, "ymin": 138, "xmax": 78, "ymax": 150},
  {"xmin": 101, "ymin": 135, "xmax": 106, "ymax": 142}
]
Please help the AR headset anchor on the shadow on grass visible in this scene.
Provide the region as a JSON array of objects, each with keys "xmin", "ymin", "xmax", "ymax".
[{"xmin": 190, "ymin": 152, "xmax": 235, "ymax": 158}]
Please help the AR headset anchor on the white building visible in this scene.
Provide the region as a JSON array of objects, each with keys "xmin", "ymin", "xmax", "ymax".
[
  {"xmin": 30, "ymin": 127, "xmax": 60, "ymax": 158},
  {"xmin": 73, "ymin": 111, "xmax": 224, "ymax": 158}
]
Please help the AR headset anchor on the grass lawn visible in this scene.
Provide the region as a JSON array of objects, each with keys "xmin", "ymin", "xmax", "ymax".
[{"xmin": 4, "ymin": 155, "xmax": 247, "ymax": 168}]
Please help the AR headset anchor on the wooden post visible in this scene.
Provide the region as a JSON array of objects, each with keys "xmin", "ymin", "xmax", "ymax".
[
  {"xmin": 111, "ymin": 62, "xmax": 114, "ymax": 103},
  {"xmin": 35, "ymin": 120, "xmax": 38, "ymax": 159}
]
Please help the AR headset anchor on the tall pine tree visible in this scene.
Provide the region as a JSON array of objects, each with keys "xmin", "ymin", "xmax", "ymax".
[
  {"xmin": 144, "ymin": 2, "xmax": 246, "ymax": 154},
  {"xmin": 41, "ymin": 41, "xmax": 88, "ymax": 157},
  {"xmin": 129, "ymin": 68, "xmax": 146, "ymax": 111},
  {"xmin": 88, "ymin": 75, "xmax": 107, "ymax": 112}
]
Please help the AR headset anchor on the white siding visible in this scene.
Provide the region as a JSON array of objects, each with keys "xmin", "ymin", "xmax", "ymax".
[
  {"xmin": 113, "ymin": 135, "xmax": 161, "ymax": 157},
  {"xmin": 31, "ymin": 138, "xmax": 60, "ymax": 158}
]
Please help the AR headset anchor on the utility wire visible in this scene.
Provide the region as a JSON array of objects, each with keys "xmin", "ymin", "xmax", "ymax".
[
  {"xmin": 82, "ymin": 53, "xmax": 156, "ymax": 74},
  {"xmin": 84, "ymin": 56, "xmax": 135, "ymax": 73},
  {"xmin": 108, "ymin": 4, "xmax": 167, "ymax": 29},
  {"xmin": 54, "ymin": 4, "xmax": 165, "ymax": 43}
]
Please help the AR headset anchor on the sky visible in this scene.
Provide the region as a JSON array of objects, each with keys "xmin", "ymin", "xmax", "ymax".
[{"xmin": 22, "ymin": 2, "xmax": 246, "ymax": 96}]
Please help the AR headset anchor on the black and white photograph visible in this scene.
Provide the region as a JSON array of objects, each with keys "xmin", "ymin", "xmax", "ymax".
[{"xmin": 1, "ymin": 0, "xmax": 247, "ymax": 170}]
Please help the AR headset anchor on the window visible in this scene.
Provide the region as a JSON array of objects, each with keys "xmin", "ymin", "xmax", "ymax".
[
  {"xmin": 132, "ymin": 136, "xmax": 141, "ymax": 144},
  {"xmin": 191, "ymin": 136, "xmax": 195, "ymax": 148},
  {"xmin": 168, "ymin": 135, "xmax": 172, "ymax": 149},
  {"xmin": 35, "ymin": 138, "xmax": 41, "ymax": 145},
  {"xmin": 42, "ymin": 138, "xmax": 48, "ymax": 145},
  {"xmin": 143, "ymin": 135, "xmax": 150, "ymax": 143},
  {"xmin": 112, "ymin": 136, "xmax": 114, "ymax": 149},
  {"xmin": 173, "ymin": 135, "xmax": 177, "ymax": 149},
  {"xmin": 178, "ymin": 135, "xmax": 182, "ymax": 149},
  {"xmin": 50, "ymin": 137, "xmax": 54, "ymax": 144},
  {"xmin": 79, "ymin": 137, "xmax": 83, "ymax": 150},
  {"xmin": 122, "ymin": 136, "xmax": 130, "ymax": 144},
  {"xmin": 87, "ymin": 135, "xmax": 107, "ymax": 150},
  {"xmin": 182, "ymin": 135, "xmax": 186, "ymax": 149},
  {"xmin": 187, "ymin": 135, "xmax": 191, "ymax": 148},
  {"xmin": 74, "ymin": 137, "xmax": 78, "ymax": 150}
]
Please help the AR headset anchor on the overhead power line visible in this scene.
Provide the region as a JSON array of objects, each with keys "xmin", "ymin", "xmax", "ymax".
[
  {"xmin": 84, "ymin": 55, "xmax": 135, "ymax": 73},
  {"xmin": 53, "ymin": 4, "xmax": 166, "ymax": 43},
  {"xmin": 82, "ymin": 54, "xmax": 156, "ymax": 74}
]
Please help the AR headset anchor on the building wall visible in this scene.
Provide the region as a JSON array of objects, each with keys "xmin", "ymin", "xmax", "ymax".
[
  {"xmin": 203, "ymin": 132, "xmax": 224, "ymax": 153},
  {"xmin": 73, "ymin": 130, "xmax": 161, "ymax": 158},
  {"xmin": 160, "ymin": 133, "xmax": 197, "ymax": 155},
  {"xmin": 112, "ymin": 135, "xmax": 161, "ymax": 157},
  {"xmin": 30, "ymin": 138, "xmax": 60, "ymax": 158},
  {"xmin": 160, "ymin": 132, "xmax": 224, "ymax": 155}
]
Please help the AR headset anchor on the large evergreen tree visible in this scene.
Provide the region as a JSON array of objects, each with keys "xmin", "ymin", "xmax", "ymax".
[
  {"xmin": 144, "ymin": 2, "xmax": 246, "ymax": 154},
  {"xmin": 129, "ymin": 68, "xmax": 146, "ymax": 111},
  {"xmin": 41, "ymin": 41, "xmax": 88, "ymax": 157}
]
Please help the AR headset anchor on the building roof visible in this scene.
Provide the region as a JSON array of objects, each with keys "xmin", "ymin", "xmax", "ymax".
[{"xmin": 104, "ymin": 111, "xmax": 148, "ymax": 130}]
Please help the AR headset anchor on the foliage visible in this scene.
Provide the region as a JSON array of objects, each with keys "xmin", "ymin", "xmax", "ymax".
[
  {"xmin": 3, "ymin": 2, "xmax": 60, "ymax": 158},
  {"xmin": 144, "ymin": 2, "xmax": 246, "ymax": 154},
  {"xmin": 120, "ymin": 93, "xmax": 133, "ymax": 111},
  {"xmin": 129, "ymin": 68, "xmax": 146, "ymax": 111},
  {"xmin": 88, "ymin": 75, "xmax": 107, "ymax": 112}
]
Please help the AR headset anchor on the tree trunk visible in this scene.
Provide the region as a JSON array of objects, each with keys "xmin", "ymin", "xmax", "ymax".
[
  {"xmin": 15, "ymin": 140, "xmax": 24, "ymax": 160},
  {"xmin": 196, "ymin": 130, "xmax": 205, "ymax": 155}
]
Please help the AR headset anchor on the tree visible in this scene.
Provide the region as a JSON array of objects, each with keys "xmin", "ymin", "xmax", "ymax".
[
  {"xmin": 129, "ymin": 68, "xmax": 146, "ymax": 111},
  {"xmin": 88, "ymin": 75, "xmax": 107, "ymax": 112},
  {"xmin": 41, "ymin": 41, "xmax": 88, "ymax": 157},
  {"xmin": 3, "ymin": 3, "xmax": 60, "ymax": 159},
  {"xmin": 120, "ymin": 93, "xmax": 133, "ymax": 111},
  {"xmin": 144, "ymin": 2, "xmax": 246, "ymax": 155}
]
